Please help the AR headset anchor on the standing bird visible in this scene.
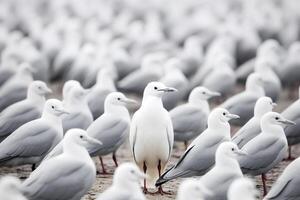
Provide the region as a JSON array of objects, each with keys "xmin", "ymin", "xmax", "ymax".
[
  {"xmin": 21, "ymin": 129, "xmax": 100, "ymax": 200},
  {"xmin": 62, "ymin": 83, "xmax": 93, "ymax": 133},
  {"xmin": 264, "ymin": 156, "xmax": 300, "ymax": 200},
  {"xmin": 0, "ymin": 176, "xmax": 27, "ymax": 200},
  {"xmin": 87, "ymin": 67, "xmax": 117, "ymax": 120},
  {"xmin": 0, "ymin": 63, "xmax": 34, "ymax": 111},
  {"xmin": 130, "ymin": 82, "xmax": 176, "ymax": 193},
  {"xmin": 232, "ymin": 97, "xmax": 276, "ymax": 148},
  {"xmin": 156, "ymin": 108, "xmax": 238, "ymax": 186},
  {"xmin": 228, "ymin": 178, "xmax": 258, "ymax": 200},
  {"xmin": 0, "ymin": 99, "xmax": 68, "ymax": 169},
  {"xmin": 96, "ymin": 163, "xmax": 147, "ymax": 200},
  {"xmin": 281, "ymin": 86, "xmax": 300, "ymax": 160},
  {"xmin": 220, "ymin": 73, "xmax": 265, "ymax": 126},
  {"xmin": 238, "ymin": 112, "xmax": 295, "ymax": 195},
  {"xmin": 176, "ymin": 179, "xmax": 212, "ymax": 200},
  {"xmin": 88, "ymin": 92, "xmax": 135, "ymax": 174},
  {"xmin": 0, "ymin": 81, "xmax": 52, "ymax": 141},
  {"xmin": 199, "ymin": 142, "xmax": 245, "ymax": 200},
  {"xmin": 171, "ymin": 87, "xmax": 220, "ymax": 148}
]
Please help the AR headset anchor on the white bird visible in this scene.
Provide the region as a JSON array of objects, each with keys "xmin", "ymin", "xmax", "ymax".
[
  {"xmin": 176, "ymin": 179, "xmax": 212, "ymax": 200},
  {"xmin": 0, "ymin": 81, "xmax": 52, "ymax": 141},
  {"xmin": 87, "ymin": 92, "xmax": 135, "ymax": 174},
  {"xmin": 199, "ymin": 142, "xmax": 245, "ymax": 200},
  {"xmin": 220, "ymin": 73, "xmax": 265, "ymax": 126},
  {"xmin": 87, "ymin": 67, "xmax": 117, "ymax": 120},
  {"xmin": 170, "ymin": 87, "xmax": 220, "ymax": 148},
  {"xmin": 264, "ymin": 156, "xmax": 300, "ymax": 200},
  {"xmin": 281, "ymin": 86, "xmax": 300, "ymax": 160},
  {"xmin": 0, "ymin": 176, "xmax": 27, "ymax": 200},
  {"xmin": 160, "ymin": 58, "xmax": 189, "ymax": 110},
  {"xmin": 21, "ymin": 129, "xmax": 100, "ymax": 200},
  {"xmin": 238, "ymin": 112, "xmax": 295, "ymax": 195},
  {"xmin": 0, "ymin": 63, "xmax": 34, "ymax": 111},
  {"xmin": 254, "ymin": 56, "xmax": 281, "ymax": 102},
  {"xmin": 96, "ymin": 163, "xmax": 147, "ymax": 200},
  {"xmin": 62, "ymin": 81, "xmax": 93, "ymax": 133},
  {"xmin": 228, "ymin": 178, "xmax": 258, "ymax": 200},
  {"xmin": 156, "ymin": 108, "xmax": 238, "ymax": 186},
  {"xmin": 0, "ymin": 99, "xmax": 68, "ymax": 169},
  {"xmin": 130, "ymin": 82, "xmax": 176, "ymax": 193},
  {"xmin": 232, "ymin": 96, "xmax": 276, "ymax": 148}
]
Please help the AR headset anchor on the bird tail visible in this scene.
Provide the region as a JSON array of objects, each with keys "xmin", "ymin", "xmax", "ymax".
[
  {"xmin": 155, "ymin": 166, "xmax": 174, "ymax": 187},
  {"xmin": 156, "ymin": 165, "xmax": 192, "ymax": 187}
]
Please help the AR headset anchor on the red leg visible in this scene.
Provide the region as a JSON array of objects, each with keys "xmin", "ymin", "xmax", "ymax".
[
  {"xmin": 156, "ymin": 160, "xmax": 172, "ymax": 195},
  {"xmin": 112, "ymin": 152, "xmax": 118, "ymax": 167},
  {"xmin": 184, "ymin": 141, "xmax": 188, "ymax": 150},
  {"xmin": 261, "ymin": 173, "xmax": 268, "ymax": 196},
  {"xmin": 284, "ymin": 146, "xmax": 296, "ymax": 161},
  {"xmin": 99, "ymin": 156, "xmax": 108, "ymax": 174},
  {"xmin": 143, "ymin": 162, "xmax": 148, "ymax": 194}
]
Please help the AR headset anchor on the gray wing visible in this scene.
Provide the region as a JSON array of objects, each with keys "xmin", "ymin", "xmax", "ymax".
[
  {"xmin": 87, "ymin": 89, "xmax": 111, "ymax": 119},
  {"xmin": 281, "ymin": 101, "xmax": 300, "ymax": 121},
  {"xmin": 22, "ymin": 157, "xmax": 93, "ymax": 200},
  {"xmin": 0, "ymin": 101, "xmax": 41, "ymax": 138},
  {"xmin": 238, "ymin": 135, "xmax": 286, "ymax": 173},
  {"xmin": 235, "ymin": 58, "xmax": 255, "ymax": 80},
  {"xmin": 62, "ymin": 111, "xmax": 92, "ymax": 132},
  {"xmin": 265, "ymin": 159, "xmax": 300, "ymax": 200},
  {"xmin": 232, "ymin": 118, "xmax": 261, "ymax": 148},
  {"xmin": 42, "ymin": 142, "xmax": 63, "ymax": 161},
  {"xmin": 171, "ymin": 105, "xmax": 207, "ymax": 139},
  {"xmin": 87, "ymin": 114, "xmax": 129, "ymax": 156},
  {"xmin": 0, "ymin": 85, "xmax": 28, "ymax": 111},
  {"xmin": 0, "ymin": 120, "xmax": 57, "ymax": 163}
]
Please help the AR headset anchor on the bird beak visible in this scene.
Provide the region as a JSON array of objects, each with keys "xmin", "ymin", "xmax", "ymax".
[
  {"xmin": 86, "ymin": 136, "xmax": 103, "ymax": 146},
  {"xmin": 272, "ymin": 103, "xmax": 277, "ymax": 108},
  {"xmin": 121, "ymin": 98, "xmax": 138, "ymax": 105},
  {"xmin": 208, "ymin": 91, "xmax": 221, "ymax": 97},
  {"xmin": 158, "ymin": 87, "xmax": 177, "ymax": 92},
  {"xmin": 278, "ymin": 119, "xmax": 296, "ymax": 126},
  {"xmin": 227, "ymin": 113, "xmax": 240, "ymax": 120},
  {"xmin": 56, "ymin": 108, "xmax": 70, "ymax": 115},
  {"xmin": 236, "ymin": 149, "xmax": 248, "ymax": 156},
  {"xmin": 45, "ymin": 87, "xmax": 52, "ymax": 94}
]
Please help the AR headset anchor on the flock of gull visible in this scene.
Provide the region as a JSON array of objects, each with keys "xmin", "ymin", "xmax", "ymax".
[{"xmin": 0, "ymin": 0, "xmax": 300, "ymax": 199}]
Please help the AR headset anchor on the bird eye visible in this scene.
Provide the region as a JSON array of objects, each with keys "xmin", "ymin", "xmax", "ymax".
[
  {"xmin": 275, "ymin": 117, "xmax": 279, "ymax": 120},
  {"xmin": 38, "ymin": 86, "xmax": 42, "ymax": 89},
  {"xmin": 202, "ymin": 92, "xmax": 206, "ymax": 94},
  {"xmin": 231, "ymin": 148, "xmax": 234, "ymax": 151},
  {"xmin": 117, "ymin": 98, "xmax": 121, "ymax": 101},
  {"xmin": 80, "ymin": 135, "xmax": 83, "ymax": 139},
  {"xmin": 51, "ymin": 106, "xmax": 55, "ymax": 109},
  {"xmin": 223, "ymin": 112, "xmax": 226, "ymax": 116},
  {"xmin": 154, "ymin": 87, "xmax": 158, "ymax": 90},
  {"xmin": 130, "ymin": 170, "xmax": 134, "ymax": 174}
]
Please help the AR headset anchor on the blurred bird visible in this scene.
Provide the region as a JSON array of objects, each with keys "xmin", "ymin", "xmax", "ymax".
[
  {"xmin": 0, "ymin": 176, "xmax": 27, "ymax": 200},
  {"xmin": 228, "ymin": 178, "xmax": 258, "ymax": 200},
  {"xmin": 176, "ymin": 179, "xmax": 212, "ymax": 200}
]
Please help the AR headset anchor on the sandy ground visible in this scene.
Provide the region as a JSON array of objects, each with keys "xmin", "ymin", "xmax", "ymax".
[{"xmin": 0, "ymin": 83, "xmax": 299, "ymax": 200}]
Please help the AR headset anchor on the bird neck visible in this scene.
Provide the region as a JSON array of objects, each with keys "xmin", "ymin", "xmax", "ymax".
[
  {"xmin": 245, "ymin": 83, "xmax": 264, "ymax": 96},
  {"xmin": 254, "ymin": 107, "xmax": 269, "ymax": 118},
  {"xmin": 65, "ymin": 97, "xmax": 88, "ymax": 109},
  {"xmin": 63, "ymin": 141, "xmax": 91, "ymax": 162},
  {"xmin": 141, "ymin": 95, "xmax": 163, "ymax": 109},
  {"xmin": 261, "ymin": 123, "xmax": 285, "ymax": 137},
  {"xmin": 105, "ymin": 105, "xmax": 130, "ymax": 120},
  {"xmin": 96, "ymin": 75, "xmax": 116, "ymax": 91},
  {"xmin": 27, "ymin": 92, "xmax": 46, "ymax": 106},
  {"xmin": 42, "ymin": 112, "xmax": 62, "ymax": 127},
  {"xmin": 188, "ymin": 98, "xmax": 210, "ymax": 114},
  {"xmin": 208, "ymin": 119, "xmax": 230, "ymax": 133},
  {"xmin": 216, "ymin": 156, "xmax": 241, "ymax": 172},
  {"xmin": 114, "ymin": 178, "xmax": 140, "ymax": 191}
]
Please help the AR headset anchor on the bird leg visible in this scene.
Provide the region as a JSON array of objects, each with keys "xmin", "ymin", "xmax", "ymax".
[
  {"xmin": 261, "ymin": 173, "xmax": 268, "ymax": 196},
  {"xmin": 98, "ymin": 156, "xmax": 108, "ymax": 174},
  {"xmin": 184, "ymin": 141, "xmax": 188, "ymax": 150},
  {"xmin": 143, "ymin": 162, "xmax": 148, "ymax": 194},
  {"xmin": 156, "ymin": 160, "xmax": 172, "ymax": 195},
  {"xmin": 288, "ymin": 146, "xmax": 295, "ymax": 160},
  {"xmin": 112, "ymin": 152, "xmax": 118, "ymax": 167}
]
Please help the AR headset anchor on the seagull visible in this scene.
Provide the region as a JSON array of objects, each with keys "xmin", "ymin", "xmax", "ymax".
[
  {"xmin": 0, "ymin": 63, "xmax": 34, "ymax": 111},
  {"xmin": 264, "ymin": 156, "xmax": 300, "ymax": 200},
  {"xmin": 21, "ymin": 129, "xmax": 101, "ymax": 200},
  {"xmin": 232, "ymin": 96, "xmax": 276, "ymax": 148},
  {"xmin": 130, "ymin": 82, "xmax": 176, "ymax": 193},
  {"xmin": 238, "ymin": 112, "xmax": 295, "ymax": 195},
  {"xmin": 0, "ymin": 99, "xmax": 68, "ymax": 170},
  {"xmin": 96, "ymin": 163, "xmax": 147, "ymax": 200},
  {"xmin": 0, "ymin": 176, "xmax": 27, "ymax": 200},
  {"xmin": 87, "ymin": 92, "xmax": 135, "ymax": 174},
  {"xmin": 199, "ymin": 142, "xmax": 245, "ymax": 200},
  {"xmin": 156, "ymin": 108, "xmax": 238, "ymax": 186},
  {"xmin": 170, "ymin": 87, "xmax": 220, "ymax": 148},
  {"xmin": 160, "ymin": 58, "xmax": 189, "ymax": 110},
  {"xmin": 228, "ymin": 178, "xmax": 258, "ymax": 200},
  {"xmin": 176, "ymin": 179, "xmax": 212, "ymax": 200},
  {"xmin": 220, "ymin": 73, "xmax": 265, "ymax": 126},
  {"xmin": 0, "ymin": 81, "xmax": 52, "ymax": 141},
  {"xmin": 62, "ymin": 82, "xmax": 93, "ymax": 133},
  {"xmin": 281, "ymin": 86, "xmax": 300, "ymax": 160},
  {"xmin": 87, "ymin": 67, "xmax": 117, "ymax": 120}
]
